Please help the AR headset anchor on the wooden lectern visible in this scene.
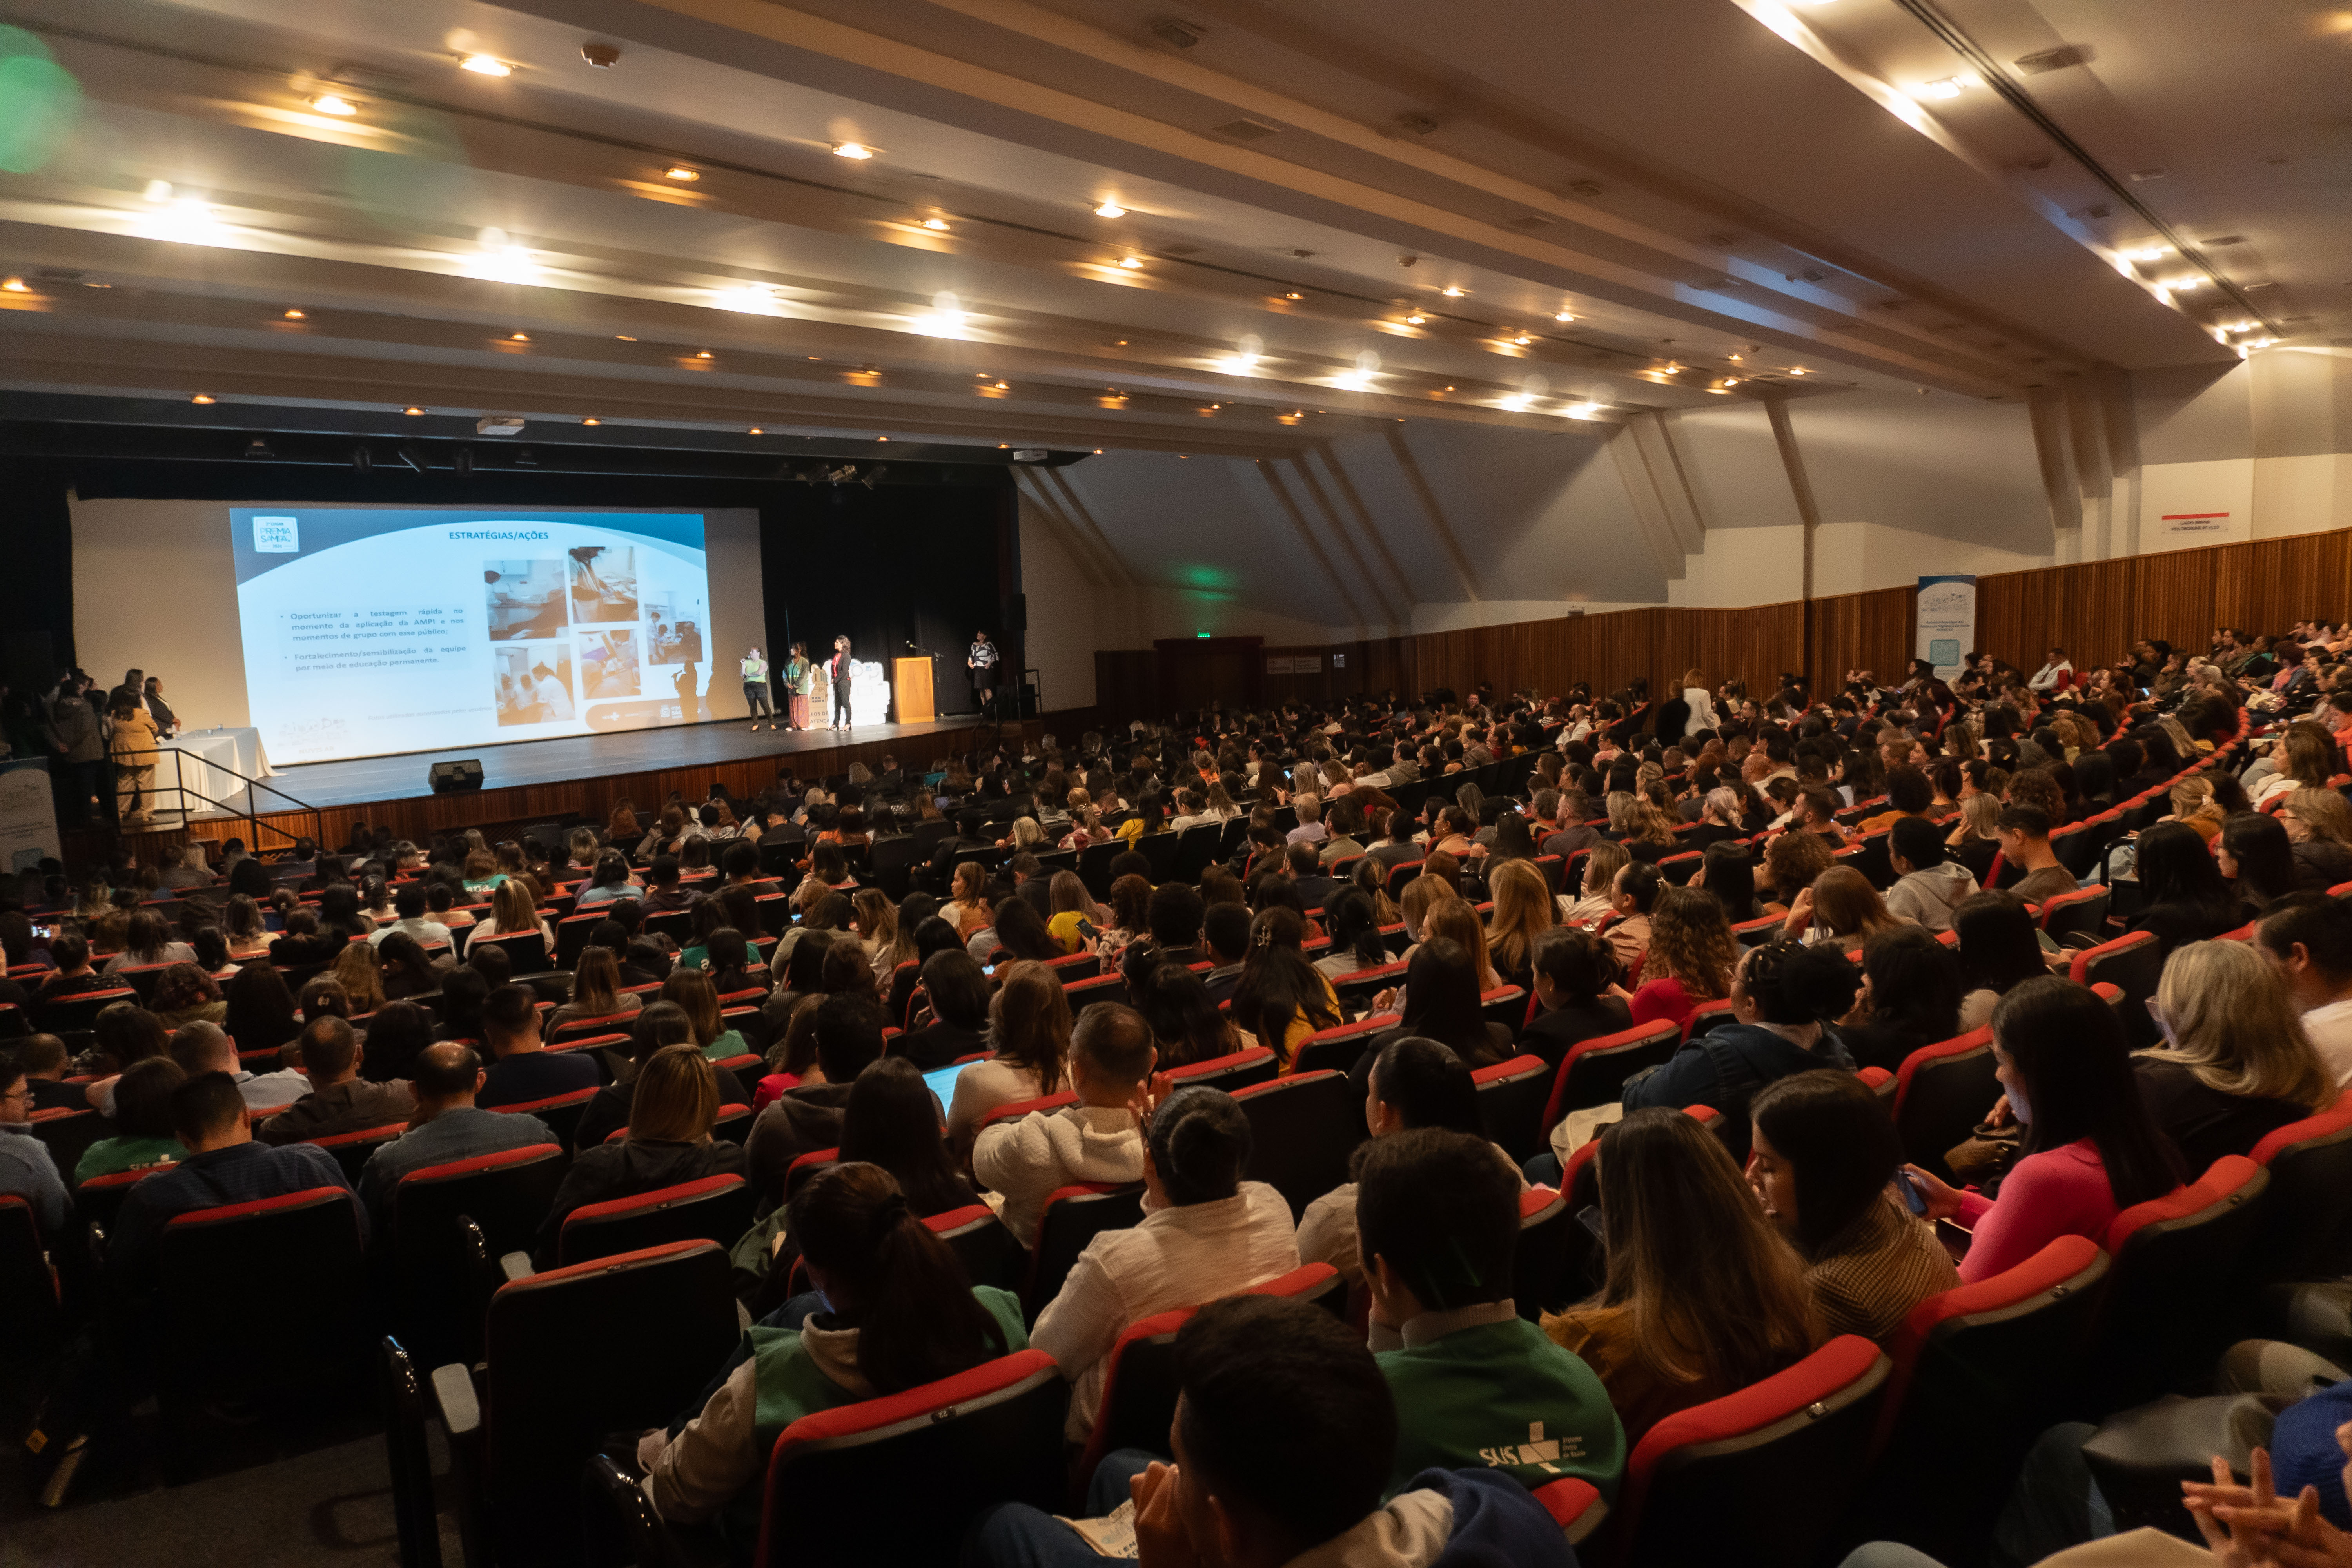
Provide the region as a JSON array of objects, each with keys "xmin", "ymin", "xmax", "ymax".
[{"xmin": 893, "ymin": 657, "xmax": 935, "ymax": 724}]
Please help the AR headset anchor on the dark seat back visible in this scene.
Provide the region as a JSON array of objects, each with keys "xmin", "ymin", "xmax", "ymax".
[
  {"xmin": 390, "ymin": 1143, "xmax": 569, "ymax": 1367},
  {"xmin": 0, "ymin": 1194, "xmax": 62, "ymax": 1358},
  {"xmin": 156, "ymin": 1186, "xmax": 368, "ymax": 1410},
  {"xmin": 1540, "ymin": 1020, "xmax": 1679, "ymax": 1133},
  {"xmin": 1025, "ymin": 1183, "xmax": 1145, "ymax": 1320},
  {"xmin": 1891, "ymin": 1028, "xmax": 1999, "ymax": 1181},
  {"xmin": 2069, "ymin": 933, "xmax": 2164, "ymax": 1046},
  {"xmin": 2249, "ymin": 1091, "xmax": 2352, "ymax": 1281},
  {"xmin": 1233, "ymin": 1072, "xmax": 1365, "ymax": 1219},
  {"xmin": 1158, "ymin": 1045, "xmax": 1279, "ymax": 1095},
  {"xmin": 926, "ymin": 1203, "xmax": 1027, "ymax": 1292},
  {"xmin": 556, "ymin": 1174, "xmax": 757, "ymax": 1267},
  {"xmin": 1514, "ymin": 1186, "xmax": 1573, "ymax": 1322},
  {"xmin": 1472, "ymin": 1054, "xmax": 1550, "ymax": 1163},
  {"xmin": 2094, "ymin": 1156, "xmax": 2270, "ymax": 1410},
  {"xmin": 754, "ymin": 1350, "xmax": 1070, "ymax": 1568}
]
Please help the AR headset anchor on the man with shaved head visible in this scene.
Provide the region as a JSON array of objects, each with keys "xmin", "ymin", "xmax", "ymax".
[{"xmin": 355, "ymin": 1043, "xmax": 553, "ymax": 1226}]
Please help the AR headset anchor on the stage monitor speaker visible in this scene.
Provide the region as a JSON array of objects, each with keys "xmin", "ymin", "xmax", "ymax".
[
  {"xmin": 1005, "ymin": 593, "xmax": 1027, "ymax": 632},
  {"xmin": 429, "ymin": 759, "xmax": 485, "ymax": 793}
]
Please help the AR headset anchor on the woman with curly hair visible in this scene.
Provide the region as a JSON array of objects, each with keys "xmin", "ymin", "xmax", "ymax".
[
  {"xmin": 1758, "ymin": 830, "xmax": 1831, "ymax": 917},
  {"xmin": 151, "ymin": 962, "xmax": 227, "ymax": 1028},
  {"xmin": 1624, "ymin": 885, "xmax": 1738, "ymax": 1031}
]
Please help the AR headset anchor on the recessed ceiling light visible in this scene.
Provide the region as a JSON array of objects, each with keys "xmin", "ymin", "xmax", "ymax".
[
  {"xmin": 922, "ymin": 217, "xmax": 948, "ymax": 230},
  {"xmin": 1406, "ymin": 312, "xmax": 1426, "ymax": 325},
  {"xmin": 696, "ymin": 350, "xmax": 712, "ymax": 359},
  {"xmin": 1442, "ymin": 285, "xmax": 1465, "ymax": 298},
  {"xmin": 1513, "ymin": 333, "xmax": 1533, "ymax": 345},
  {"xmin": 0, "ymin": 278, "xmax": 27, "ymax": 292},
  {"xmin": 1918, "ymin": 76, "xmax": 1966, "ymax": 99},
  {"xmin": 809, "ymin": 356, "xmax": 821, "ymax": 361},
  {"xmin": 403, "ymin": 405, "xmax": 425, "ymax": 416},
  {"xmin": 282, "ymin": 308, "xmax": 305, "ymax": 319},
  {"xmin": 832, "ymin": 142, "xmax": 873, "ymax": 160},
  {"xmin": 1284, "ymin": 293, "xmax": 1301, "ymax": 302},
  {"xmin": 2126, "ymin": 245, "xmax": 2173, "ymax": 262},
  {"xmin": 1728, "ymin": 352, "xmax": 1742, "ymax": 361},
  {"xmin": 877, "ymin": 436, "xmax": 889, "ymax": 441},
  {"xmin": 615, "ymin": 334, "xmax": 637, "ymax": 341},
  {"xmin": 582, "ymin": 417, "xmax": 601, "ymax": 426},
  {"xmin": 509, "ymin": 332, "xmax": 528, "ymax": 341},
  {"xmin": 1724, "ymin": 377, "xmax": 1740, "ymax": 386},
  {"xmin": 995, "ymin": 381, "xmax": 1008, "ymax": 389},
  {"xmin": 190, "ymin": 394, "xmax": 215, "ymax": 404},
  {"xmin": 1119, "ymin": 256, "xmax": 1143, "ymax": 269},
  {"xmin": 309, "ymin": 93, "xmax": 360, "ymax": 116},
  {"xmin": 458, "ymin": 54, "xmax": 512, "ymax": 77},
  {"xmin": 1789, "ymin": 367, "xmax": 1808, "ymax": 376},
  {"xmin": 1554, "ymin": 311, "xmax": 1575, "ymax": 323},
  {"xmin": 663, "ymin": 166, "xmax": 700, "ymax": 182},
  {"xmin": 748, "ymin": 427, "xmax": 763, "ymax": 435},
  {"xmin": 1094, "ymin": 200, "xmax": 1127, "ymax": 218}
]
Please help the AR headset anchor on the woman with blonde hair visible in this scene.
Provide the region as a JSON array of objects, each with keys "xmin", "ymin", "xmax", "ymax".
[
  {"xmin": 2140, "ymin": 939, "xmax": 2336, "ymax": 1169},
  {"xmin": 476, "ymin": 877, "xmax": 555, "ymax": 953},
  {"xmin": 1624, "ymin": 884, "xmax": 1738, "ymax": 1031},
  {"xmin": 1419, "ymin": 898, "xmax": 1501, "ymax": 992},
  {"xmin": 942, "ymin": 860, "xmax": 991, "ymax": 938},
  {"xmin": 1398, "ymin": 871, "xmax": 1460, "ymax": 945},
  {"xmin": 2281, "ymin": 786, "xmax": 2352, "ymax": 892},
  {"xmin": 1485, "ymin": 858, "xmax": 1556, "ymax": 993},
  {"xmin": 2252, "ymin": 721, "xmax": 2336, "ymax": 807},
  {"xmin": 2165, "ymin": 776, "xmax": 2224, "ymax": 846},
  {"xmin": 1562, "ymin": 842, "xmax": 1630, "ymax": 927},
  {"xmin": 532, "ymin": 1043, "xmax": 746, "ymax": 1266},
  {"xmin": 330, "ymin": 940, "xmax": 387, "ymax": 1015},
  {"xmin": 999, "ymin": 815, "xmax": 1045, "ymax": 853},
  {"xmin": 851, "ymin": 888, "xmax": 899, "ymax": 963},
  {"xmin": 1783, "ymin": 865, "xmax": 1907, "ymax": 949},
  {"xmin": 1349, "ymin": 858, "xmax": 1403, "ymax": 926},
  {"xmin": 945, "ymin": 960, "xmax": 1071, "ymax": 1149},
  {"xmin": 1944, "ymin": 791, "xmax": 2002, "ymax": 885},
  {"xmin": 1543, "ymin": 1107, "xmax": 1820, "ymax": 1442}
]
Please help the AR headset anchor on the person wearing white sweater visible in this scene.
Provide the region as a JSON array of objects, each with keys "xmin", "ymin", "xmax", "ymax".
[
  {"xmin": 972, "ymin": 1003, "xmax": 1154, "ymax": 1244},
  {"xmin": 1678, "ymin": 667, "xmax": 1721, "ymax": 740}
]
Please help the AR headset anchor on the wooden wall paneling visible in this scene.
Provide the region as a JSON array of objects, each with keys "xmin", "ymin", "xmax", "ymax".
[{"xmin": 2133, "ymin": 549, "xmax": 2219, "ymax": 658}]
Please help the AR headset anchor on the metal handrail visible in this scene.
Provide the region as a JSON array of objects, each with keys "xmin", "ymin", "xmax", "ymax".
[{"xmin": 155, "ymin": 746, "xmax": 320, "ymax": 851}]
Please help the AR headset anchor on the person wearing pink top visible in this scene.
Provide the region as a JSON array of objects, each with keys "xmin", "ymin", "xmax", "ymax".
[{"xmin": 1899, "ymin": 976, "xmax": 2184, "ymax": 1284}]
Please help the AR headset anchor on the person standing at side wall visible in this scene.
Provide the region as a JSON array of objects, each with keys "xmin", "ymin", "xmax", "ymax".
[{"xmin": 740, "ymin": 648, "xmax": 775, "ymax": 733}]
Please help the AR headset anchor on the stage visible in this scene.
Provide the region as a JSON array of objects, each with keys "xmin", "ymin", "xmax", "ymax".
[{"xmin": 152, "ymin": 707, "xmax": 1089, "ymax": 855}]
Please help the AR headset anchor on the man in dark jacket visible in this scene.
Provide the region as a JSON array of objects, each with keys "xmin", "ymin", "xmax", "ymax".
[
  {"xmin": 744, "ymin": 993, "xmax": 883, "ymax": 1209},
  {"xmin": 257, "ymin": 1018, "xmax": 417, "ymax": 1144},
  {"xmin": 1623, "ymin": 939, "xmax": 1858, "ymax": 1160},
  {"xmin": 44, "ymin": 675, "xmax": 106, "ymax": 826}
]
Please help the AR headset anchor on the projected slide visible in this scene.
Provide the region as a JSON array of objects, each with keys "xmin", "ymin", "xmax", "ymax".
[{"xmin": 230, "ymin": 508, "xmax": 714, "ymax": 765}]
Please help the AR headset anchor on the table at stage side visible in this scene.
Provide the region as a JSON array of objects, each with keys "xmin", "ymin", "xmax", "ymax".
[{"xmin": 163, "ymin": 728, "xmax": 278, "ymax": 817}]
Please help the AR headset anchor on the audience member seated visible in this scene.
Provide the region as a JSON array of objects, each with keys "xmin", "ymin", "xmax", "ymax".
[
  {"xmin": 1523, "ymin": 927, "xmax": 1633, "ymax": 1068},
  {"xmin": 641, "ymin": 1162, "xmax": 1027, "ymax": 1537},
  {"xmin": 169, "ymin": 1020, "xmax": 304, "ymax": 1113},
  {"xmin": 975, "ymin": 1002, "xmax": 1153, "ymax": 1245},
  {"xmin": 889, "ymin": 949, "xmax": 990, "ymax": 1070},
  {"xmin": 74, "ymin": 1057, "xmax": 186, "ymax": 1183},
  {"xmin": 1230, "ymin": 909, "xmax": 1342, "ymax": 1071},
  {"xmin": 746, "ymin": 993, "xmax": 884, "ymax": 1206},
  {"xmin": 1359, "ymin": 1126, "xmax": 1625, "ymax": 1497},
  {"xmin": 2258, "ymin": 893, "xmax": 2352, "ymax": 1083},
  {"xmin": 532, "ymin": 1044, "xmax": 748, "ymax": 1267},
  {"xmin": 1300, "ymin": 1036, "xmax": 1521, "ymax": 1286},
  {"xmin": 100, "ymin": 909, "xmax": 195, "ymax": 975},
  {"xmin": 2129, "ymin": 821, "xmax": 2256, "ymax": 956},
  {"xmin": 368, "ymin": 882, "xmax": 455, "ymax": 950},
  {"xmin": 1901, "ymin": 976, "xmax": 2183, "ymax": 1283},
  {"xmin": 355, "ymin": 1043, "xmax": 555, "ymax": 1227},
  {"xmin": 257, "ymin": 1017, "xmax": 417, "ymax": 1145},
  {"xmin": 2136, "ymin": 939, "xmax": 2334, "ymax": 1171},
  {"xmin": 0, "ymin": 1052, "xmax": 69, "ymax": 1234},
  {"xmin": 1747, "ymin": 1071, "xmax": 1958, "ymax": 1340},
  {"xmin": 972, "ymin": 1294, "xmax": 1570, "ymax": 1568},
  {"xmin": 33, "ymin": 933, "xmax": 114, "ymax": 1010},
  {"xmin": 475, "ymin": 984, "xmax": 600, "ymax": 1109},
  {"xmin": 1031, "ymin": 1086, "xmax": 1300, "ymax": 1441},
  {"xmin": 1129, "ymin": 957, "xmax": 1247, "ymax": 1071},
  {"xmin": 15, "ymin": 1033, "xmax": 89, "ymax": 1114},
  {"xmin": 544, "ymin": 946, "xmax": 640, "ymax": 1039},
  {"xmin": 1359, "ymin": 939, "xmax": 1513, "ymax": 1071},
  {"xmin": 1625, "ymin": 885, "xmax": 1738, "ymax": 1031},
  {"xmin": 1883, "ymin": 816, "xmax": 1979, "ymax": 933},
  {"xmin": 1955, "ymin": 891, "xmax": 2054, "ymax": 1032},
  {"xmin": 1993, "ymin": 806, "xmax": 2080, "ymax": 907},
  {"xmin": 1602, "ymin": 860, "xmax": 1663, "ymax": 975},
  {"xmin": 1543, "ymin": 1106, "xmax": 1820, "ymax": 1443},
  {"xmin": 1837, "ymin": 927, "xmax": 1965, "ymax": 1073},
  {"xmin": 107, "ymin": 1072, "xmax": 361, "ymax": 1300},
  {"xmin": 943, "ymin": 962, "xmax": 1070, "ymax": 1150},
  {"xmin": 1198, "ymin": 902, "xmax": 1250, "ymax": 1005},
  {"xmin": 1623, "ymin": 938, "xmax": 1858, "ymax": 1158}
]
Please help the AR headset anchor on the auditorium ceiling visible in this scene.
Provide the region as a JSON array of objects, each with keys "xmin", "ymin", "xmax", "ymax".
[{"xmin": 0, "ymin": 0, "xmax": 2339, "ymax": 625}]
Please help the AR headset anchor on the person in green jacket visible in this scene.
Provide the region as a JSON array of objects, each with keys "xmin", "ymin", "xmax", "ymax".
[
  {"xmin": 782, "ymin": 642, "xmax": 815, "ymax": 733},
  {"xmin": 1358, "ymin": 1125, "xmax": 1627, "ymax": 1501},
  {"xmin": 74, "ymin": 1057, "xmax": 189, "ymax": 1185},
  {"xmin": 639, "ymin": 1161, "xmax": 1026, "ymax": 1541}
]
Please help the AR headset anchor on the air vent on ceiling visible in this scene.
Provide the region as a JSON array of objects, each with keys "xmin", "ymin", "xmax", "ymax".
[
  {"xmin": 1394, "ymin": 113, "xmax": 1438, "ymax": 136},
  {"xmin": 2128, "ymin": 167, "xmax": 2168, "ymax": 181},
  {"xmin": 2080, "ymin": 203, "xmax": 2114, "ymax": 219},
  {"xmin": 1704, "ymin": 232, "xmax": 1740, "ymax": 247},
  {"xmin": 2014, "ymin": 155, "xmax": 2054, "ymax": 171},
  {"xmin": 2013, "ymin": 45, "xmax": 2090, "ymax": 74},
  {"xmin": 2202, "ymin": 235, "xmax": 2245, "ymax": 246},
  {"xmin": 1508, "ymin": 214, "xmax": 1555, "ymax": 230},
  {"xmin": 1214, "ymin": 117, "xmax": 1279, "ymax": 140},
  {"xmin": 1785, "ymin": 268, "xmax": 1828, "ymax": 284},
  {"xmin": 1286, "ymin": 248, "xmax": 1315, "ymax": 259},
  {"xmin": 1156, "ymin": 243, "xmax": 1201, "ymax": 257},
  {"xmin": 1565, "ymin": 180, "xmax": 1603, "ymax": 198},
  {"xmin": 1150, "ymin": 18, "xmax": 1200, "ymax": 47}
]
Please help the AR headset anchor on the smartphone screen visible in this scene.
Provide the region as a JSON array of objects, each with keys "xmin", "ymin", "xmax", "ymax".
[{"xmin": 1896, "ymin": 1170, "xmax": 1929, "ymax": 1216}]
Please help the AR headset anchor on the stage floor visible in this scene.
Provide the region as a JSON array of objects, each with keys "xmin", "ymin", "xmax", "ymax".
[{"xmin": 259, "ymin": 715, "xmax": 989, "ymax": 813}]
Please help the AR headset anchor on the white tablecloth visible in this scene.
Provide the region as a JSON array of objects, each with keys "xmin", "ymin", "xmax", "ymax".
[{"xmin": 163, "ymin": 728, "xmax": 275, "ymax": 818}]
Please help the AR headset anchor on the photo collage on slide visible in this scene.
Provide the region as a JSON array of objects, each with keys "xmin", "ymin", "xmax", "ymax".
[{"xmin": 483, "ymin": 543, "xmax": 706, "ymax": 728}]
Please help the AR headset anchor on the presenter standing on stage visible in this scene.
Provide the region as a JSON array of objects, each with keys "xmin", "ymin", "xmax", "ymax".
[
  {"xmin": 143, "ymin": 675, "xmax": 180, "ymax": 738},
  {"xmin": 967, "ymin": 630, "xmax": 1000, "ymax": 717},
  {"xmin": 784, "ymin": 643, "xmax": 813, "ymax": 731},
  {"xmin": 741, "ymin": 648, "xmax": 775, "ymax": 732},
  {"xmin": 827, "ymin": 635, "xmax": 854, "ymax": 731}
]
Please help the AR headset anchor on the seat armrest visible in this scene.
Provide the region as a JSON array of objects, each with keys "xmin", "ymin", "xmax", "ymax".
[
  {"xmin": 737, "ymin": 1299, "xmax": 752, "ymax": 1332},
  {"xmin": 499, "ymin": 1250, "xmax": 534, "ymax": 1282},
  {"xmin": 430, "ymin": 1362, "xmax": 482, "ymax": 1438}
]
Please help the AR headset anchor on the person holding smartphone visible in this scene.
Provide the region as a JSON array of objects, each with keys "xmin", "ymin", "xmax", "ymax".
[{"xmin": 1745, "ymin": 1070, "xmax": 1957, "ymax": 1341}]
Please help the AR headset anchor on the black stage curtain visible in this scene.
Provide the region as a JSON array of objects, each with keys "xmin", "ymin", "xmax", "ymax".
[
  {"xmin": 1, "ymin": 456, "xmax": 1017, "ymax": 706},
  {"xmin": 761, "ymin": 483, "xmax": 1021, "ymax": 716}
]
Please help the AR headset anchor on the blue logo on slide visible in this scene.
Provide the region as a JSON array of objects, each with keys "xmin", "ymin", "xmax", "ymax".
[{"xmin": 253, "ymin": 515, "xmax": 299, "ymax": 553}]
